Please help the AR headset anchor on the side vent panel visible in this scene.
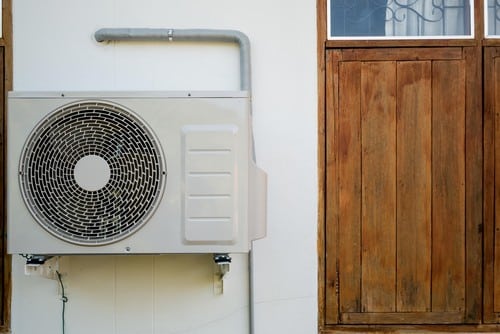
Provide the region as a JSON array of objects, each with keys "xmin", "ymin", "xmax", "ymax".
[{"xmin": 182, "ymin": 125, "xmax": 239, "ymax": 244}]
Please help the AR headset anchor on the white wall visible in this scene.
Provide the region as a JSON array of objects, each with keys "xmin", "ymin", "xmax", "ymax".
[{"xmin": 11, "ymin": 1, "xmax": 318, "ymax": 333}]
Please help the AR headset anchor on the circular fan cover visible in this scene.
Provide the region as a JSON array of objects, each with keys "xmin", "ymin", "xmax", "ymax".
[{"xmin": 19, "ymin": 100, "xmax": 166, "ymax": 246}]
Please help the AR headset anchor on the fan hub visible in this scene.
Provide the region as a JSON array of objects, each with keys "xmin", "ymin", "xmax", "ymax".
[{"xmin": 74, "ymin": 155, "xmax": 111, "ymax": 191}]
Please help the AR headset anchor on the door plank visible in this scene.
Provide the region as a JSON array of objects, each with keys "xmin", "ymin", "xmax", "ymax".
[
  {"xmin": 395, "ymin": 61, "xmax": 432, "ymax": 313},
  {"xmin": 431, "ymin": 60, "xmax": 466, "ymax": 313},
  {"xmin": 341, "ymin": 312, "xmax": 464, "ymax": 325},
  {"xmin": 325, "ymin": 50, "xmax": 342, "ymax": 324},
  {"xmin": 338, "ymin": 61, "xmax": 362, "ymax": 313},
  {"xmin": 495, "ymin": 226, "xmax": 500, "ymax": 312},
  {"xmin": 463, "ymin": 46, "xmax": 482, "ymax": 323},
  {"xmin": 360, "ymin": 61, "xmax": 397, "ymax": 313},
  {"xmin": 483, "ymin": 47, "xmax": 500, "ymax": 324},
  {"xmin": 494, "ymin": 55, "xmax": 500, "ymax": 313}
]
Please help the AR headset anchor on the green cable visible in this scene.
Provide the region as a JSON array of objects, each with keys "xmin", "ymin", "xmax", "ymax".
[{"xmin": 56, "ymin": 271, "xmax": 68, "ymax": 334}]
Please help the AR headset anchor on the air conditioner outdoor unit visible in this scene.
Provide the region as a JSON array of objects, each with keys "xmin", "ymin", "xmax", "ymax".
[{"xmin": 7, "ymin": 91, "xmax": 267, "ymax": 254}]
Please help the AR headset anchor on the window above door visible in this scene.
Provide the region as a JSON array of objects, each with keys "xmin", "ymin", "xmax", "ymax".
[
  {"xmin": 328, "ymin": 0, "xmax": 474, "ymax": 40},
  {"xmin": 486, "ymin": 0, "xmax": 500, "ymax": 37}
]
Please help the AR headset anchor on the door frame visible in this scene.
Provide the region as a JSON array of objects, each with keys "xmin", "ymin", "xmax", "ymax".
[
  {"xmin": 317, "ymin": 0, "xmax": 500, "ymax": 332},
  {"xmin": 0, "ymin": 0, "xmax": 12, "ymax": 332}
]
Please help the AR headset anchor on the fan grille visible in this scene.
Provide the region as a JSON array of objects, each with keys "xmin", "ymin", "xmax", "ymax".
[{"xmin": 19, "ymin": 100, "xmax": 166, "ymax": 245}]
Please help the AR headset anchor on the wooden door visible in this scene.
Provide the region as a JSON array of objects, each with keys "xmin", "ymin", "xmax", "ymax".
[
  {"xmin": 484, "ymin": 47, "xmax": 500, "ymax": 324},
  {"xmin": 325, "ymin": 47, "xmax": 482, "ymax": 325}
]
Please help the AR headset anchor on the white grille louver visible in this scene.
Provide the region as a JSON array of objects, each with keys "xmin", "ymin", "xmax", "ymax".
[{"xmin": 19, "ymin": 101, "xmax": 166, "ymax": 245}]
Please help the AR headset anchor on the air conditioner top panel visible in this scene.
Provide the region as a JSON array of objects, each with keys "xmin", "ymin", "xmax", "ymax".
[{"xmin": 8, "ymin": 90, "xmax": 250, "ymax": 99}]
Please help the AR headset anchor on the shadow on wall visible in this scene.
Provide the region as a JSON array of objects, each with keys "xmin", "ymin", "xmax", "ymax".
[{"xmin": 51, "ymin": 254, "xmax": 249, "ymax": 333}]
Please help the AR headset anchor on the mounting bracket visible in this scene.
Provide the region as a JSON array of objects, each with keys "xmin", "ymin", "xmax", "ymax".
[
  {"xmin": 213, "ymin": 253, "xmax": 231, "ymax": 294},
  {"xmin": 23, "ymin": 255, "xmax": 59, "ymax": 280}
]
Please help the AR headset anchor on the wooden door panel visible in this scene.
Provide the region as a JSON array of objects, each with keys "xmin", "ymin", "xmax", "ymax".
[
  {"xmin": 484, "ymin": 47, "xmax": 500, "ymax": 324},
  {"xmin": 395, "ymin": 61, "xmax": 432, "ymax": 313},
  {"xmin": 326, "ymin": 48, "xmax": 477, "ymax": 325},
  {"xmin": 337, "ymin": 61, "xmax": 362, "ymax": 314},
  {"xmin": 360, "ymin": 61, "xmax": 397, "ymax": 313},
  {"xmin": 495, "ymin": 55, "xmax": 500, "ymax": 315},
  {"xmin": 431, "ymin": 60, "xmax": 466, "ymax": 313}
]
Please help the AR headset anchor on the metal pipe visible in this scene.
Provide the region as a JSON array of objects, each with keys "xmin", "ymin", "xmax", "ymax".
[
  {"xmin": 248, "ymin": 250, "xmax": 256, "ymax": 334},
  {"xmin": 95, "ymin": 27, "xmax": 257, "ymax": 333},
  {"xmin": 94, "ymin": 28, "xmax": 252, "ymax": 92}
]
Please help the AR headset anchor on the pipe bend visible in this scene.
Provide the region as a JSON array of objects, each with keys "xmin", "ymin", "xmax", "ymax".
[{"xmin": 94, "ymin": 28, "xmax": 251, "ymax": 92}]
